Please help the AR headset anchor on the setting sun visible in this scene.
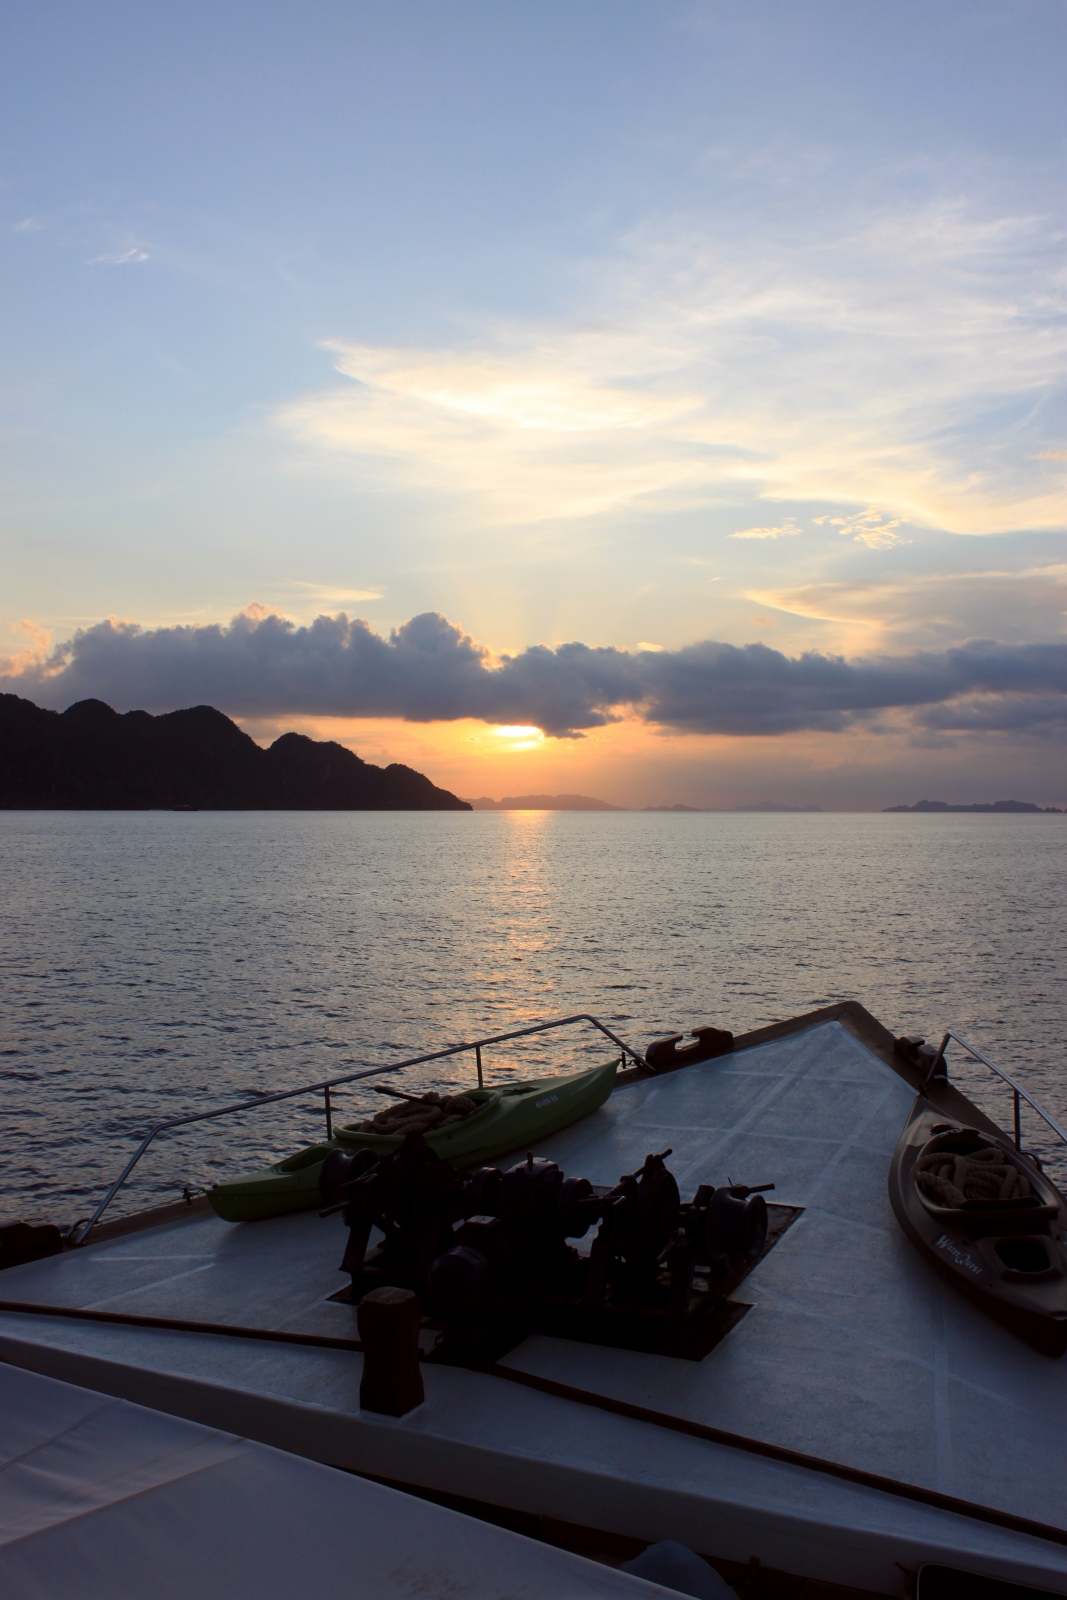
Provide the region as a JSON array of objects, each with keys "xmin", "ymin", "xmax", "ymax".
[{"xmin": 493, "ymin": 726, "xmax": 544, "ymax": 749}]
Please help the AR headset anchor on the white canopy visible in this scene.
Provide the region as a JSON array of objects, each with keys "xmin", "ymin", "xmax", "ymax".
[{"xmin": 0, "ymin": 1362, "xmax": 681, "ymax": 1600}]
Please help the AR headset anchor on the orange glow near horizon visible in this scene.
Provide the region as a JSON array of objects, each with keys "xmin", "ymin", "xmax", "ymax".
[
  {"xmin": 229, "ymin": 709, "xmax": 1065, "ymax": 812},
  {"xmin": 239, "ymin": 713, "xmax": 586, "ymax": 798}
]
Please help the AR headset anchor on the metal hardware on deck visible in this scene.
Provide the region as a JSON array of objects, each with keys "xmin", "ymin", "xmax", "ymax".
[
  {"xmin": 645, "ymin": 1026, "xmax": 733, "ymax": 1073},
  {"xmin": 324, "ymin": 1085, "xmax": 333, "ymax": 1141},
  {"xmin": 0, "ymin": 1222, "xmax": 63, "ymax": 1270},
  {"xmin": 357, "ymin": 1287, "xmax": 424, "ymax": 1416},
  {"xmin": 74, "ymin": 1012, "xmax": 648, "ymax": 1245},
  {"xmin": 325, "ymin": 1137, "xmax": 785, "ymax": 1364},
  {"xmin": 921, "ymin": 1035, "xmax": 949, "ymax": 1083}
]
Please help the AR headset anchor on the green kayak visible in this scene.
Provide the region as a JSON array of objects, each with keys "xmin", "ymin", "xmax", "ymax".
[{"xmin": 208, "ymin": 1057, "xmax": 619, "ymax": 1223}]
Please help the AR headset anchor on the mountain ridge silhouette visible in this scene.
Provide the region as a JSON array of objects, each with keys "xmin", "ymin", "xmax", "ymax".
[{"xmin": 0, "ymin": 695, "xmax": 470, "ymax": 810}]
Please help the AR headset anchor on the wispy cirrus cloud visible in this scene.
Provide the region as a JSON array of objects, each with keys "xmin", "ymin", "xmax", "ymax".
[
  {"xmin": 88, "ymin": 246, "xmax": 149, "ymax": 265},
  {"xmin": 287, "ymin": 583, "xmax": 383, "ymax": 605},
  {"xmin": 275, "ymin": 179, "xmax": 1065, "ymax": 535},
  {"xmin": 4, "ymin": 605, "xmax": 1065, "ymax": 742},
  {"xmin": 730, "ymin": 520, "xmax": 801, "ymax": 540},
  {"xmin": 279, "ymin": 338, "xmax": 712, "ymax": 522},
  {"xmin": 752, "ymin": 563, "xmax": 1067, "ymax": 653}
]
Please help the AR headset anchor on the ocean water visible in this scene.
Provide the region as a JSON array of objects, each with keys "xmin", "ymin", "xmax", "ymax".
[{"xmin": 2, "ymin": 809, "xmax": 1065, "ymax": 1228}]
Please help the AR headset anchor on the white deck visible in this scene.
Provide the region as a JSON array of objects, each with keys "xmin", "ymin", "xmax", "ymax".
[
  {"xmin": 0, "ymin": 1362, "xmax": 681, "ymax": 1599},
  {"xmin": 2, "ymin": 1019, "xmax": 1065, "ymax": 1596}
]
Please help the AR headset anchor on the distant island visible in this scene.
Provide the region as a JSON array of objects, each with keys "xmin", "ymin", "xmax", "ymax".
[
  {"xmin": 466, "ymin": 793, "xmax": 622, "ymax": 811},
  {"xmin": 643, "ymin": 804, "xmax": 710, "ymax": 812},
  {"xmin": 0, "ymin": 695, "xmax": 470, "ymax": 810},
  {"xmin": 884, "ymin": 799, "xmax": 1063, "ymax": 814},
  {"xmin": 643, "ymin": 801, "xmax": 823, "ymax": 814}
]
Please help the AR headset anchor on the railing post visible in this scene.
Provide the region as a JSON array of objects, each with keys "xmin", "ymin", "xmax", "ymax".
[
  {"xmin": 325, "ymin": 1085, "xmax": 333, "ymax": 1142},
  {"xmin": 1014, "ymin": 1089, "xmax": 1021, "ymax": 1151},
  {"xmin": 476, "ymin": 1045, "xmax": 483, "ymax": 1090}
]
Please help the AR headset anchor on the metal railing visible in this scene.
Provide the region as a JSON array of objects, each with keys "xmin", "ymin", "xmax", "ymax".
[
  {"xmin": 72, "ymin": 1013, "xmax": 649, "ymax": 1245},
  {"xmin": 926, "ymin": 1031, "xmax": 1067, "ymax": 1153}
]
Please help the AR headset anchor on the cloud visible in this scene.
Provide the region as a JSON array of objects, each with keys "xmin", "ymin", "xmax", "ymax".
[
  {"xmin": 275, "ymin": 181, "xmax": 1066, "ymax": 534},
  {"xmin": 916, "ymin": 696, "xmax": 1067, "ymax": 735},
  {"xmin": 3, "ymin": 607, "xmax": 1065, "ymax": 743},
  {"xmin": 730, "ymin": 521, "xmax": 801, "ymax": 540},
  {"xmin": 88, "ymin": 247, "xmax": 149, "ymax": 265},
  {"xmin": 813, "ymin": 508, "xmax": 910, "ymax": 549},
  {"xmin": 0, "ymin": 619, "xmax": 52, "ymax": 677},
  {"xmin": 287, "ymin": 583, "xmax": 384, "ymax": 604},
  {"xmin": 638, "ymin": 637, "xmax": 1067, "ymax": 736},
  {"xmin": 279, "ymin": 338, "xmax": 712, "ymax": 523},
  {"xmin": 752, "ymin": 562, "xmax": 1067, "ymax": 653}
]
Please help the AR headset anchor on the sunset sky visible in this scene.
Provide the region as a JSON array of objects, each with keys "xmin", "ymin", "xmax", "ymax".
[{"xmin": 2, "ymin": 2, "xmax": 1064, "ymax": 806}]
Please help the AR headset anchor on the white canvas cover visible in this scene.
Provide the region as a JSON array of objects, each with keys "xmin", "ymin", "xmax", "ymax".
[{"xmin": 0, "ymin": 1362, "xmax": 682, "ymax": 1600}]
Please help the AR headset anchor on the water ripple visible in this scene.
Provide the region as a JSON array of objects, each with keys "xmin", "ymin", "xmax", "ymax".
[{"xmin": 1, "ymin": 809, "xmax": 1064, "ymax": 1225}]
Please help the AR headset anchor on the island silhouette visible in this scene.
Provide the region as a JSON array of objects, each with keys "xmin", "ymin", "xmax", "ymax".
[
  {"xmin": 884, "ymin": 799, "xmax": 1062, "ymax": 814},
  {"xmin": 0, "ymin": 695, "xmax": 469, "ymax": 810}
]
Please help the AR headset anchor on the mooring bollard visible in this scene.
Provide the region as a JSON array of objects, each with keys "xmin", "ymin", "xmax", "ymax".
[{"xmin": 357, "ymin": 1286, "xmax": 425, "ymax": 1416}]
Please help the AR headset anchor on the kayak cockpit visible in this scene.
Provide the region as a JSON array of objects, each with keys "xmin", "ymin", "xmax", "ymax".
[
  {"xmin": 335, "ymin": 1088, "xmax": 500, "ymax": 1143},
  {"xmin": 912, "ymin": 1126, "xmax": 1059, "ymax": 1231},
  {"xmin": 274, "ymin": 1143, "xmax": 335, "ymax": 1174}
]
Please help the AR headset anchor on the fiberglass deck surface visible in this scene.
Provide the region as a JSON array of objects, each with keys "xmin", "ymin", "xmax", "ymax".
[
  {"xmin": 1, "ymin": 1020, "xmax": 1065, "ymax": 1596},
  {"xmin": 501, "ymin": 1019, "xmax": 1067, "ymax": 1523}
]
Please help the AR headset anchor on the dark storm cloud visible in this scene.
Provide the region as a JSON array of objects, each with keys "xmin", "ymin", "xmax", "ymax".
[{"xmin": 4, "ymin": 609, "xmax": 1066, "ymax": 740}]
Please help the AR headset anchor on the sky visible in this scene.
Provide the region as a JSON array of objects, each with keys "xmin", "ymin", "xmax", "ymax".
[{"xmin": 1, "ymin": 0, "xmax": 1064, "ymax": 807}]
